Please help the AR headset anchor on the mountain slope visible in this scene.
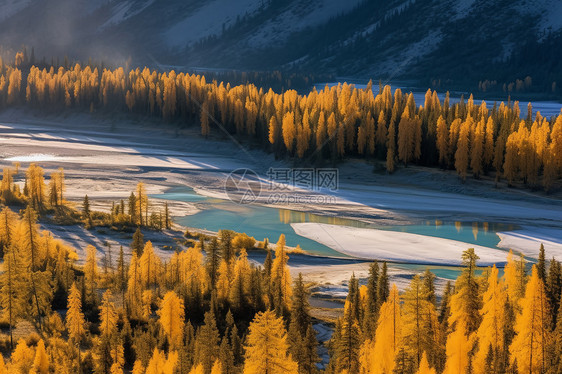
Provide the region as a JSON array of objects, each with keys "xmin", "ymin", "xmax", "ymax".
[{"xmin": 0, "ymin": 0, "xmax": 560, "ymax": 91}]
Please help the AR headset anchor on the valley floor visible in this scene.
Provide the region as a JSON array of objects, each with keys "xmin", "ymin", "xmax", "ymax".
[{"xmin": 0, "ymin": 108, "xmax": 561, "ymax": 306}]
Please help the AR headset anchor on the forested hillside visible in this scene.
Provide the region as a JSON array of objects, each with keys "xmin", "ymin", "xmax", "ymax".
[
  {"xmin": 0, "ymin": 163, "xmax": 561, "ymax": 373},
  {"xmin": 0, "ymin": 0, "xmax": 560, "ymax": 94},
  {"xmin": 1, "ymin": 56, "xmax": 561, "ymax": 192}
]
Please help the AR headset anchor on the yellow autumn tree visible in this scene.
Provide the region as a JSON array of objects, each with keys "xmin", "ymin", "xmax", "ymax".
[
  {"xmin": 436, "ymin": 115, "xmax": 449, "ymax": 166},
  {"xmin": 503, "ymin": 250, "xmax": 527, "ymax": 306},
  {"xmin": 483, "ymin": 117, "xmax": 495, "ymax": 169},
  {"xmin": 140, "ymin": 241, "xmax": 161, "ymax": 288},
  {"xmin": 157, "ymin": 291, "xmax": 185, "ymax": 348},
  {"xmin": 10, "ymin": 338, "xmax": 35, "ymax": 373},
  {"xmin": 210, "ymin": 359, "xmax": 223, "ymax": 374},
  {"xmin": 416, "ymin": 352, "xmax": 436, "ymax": 374},
  {"xmin": 145, "ymin": 348, "xmax": 178, "ymax": 374},
  {"xmin": 66, "ymin": 282, "xmax": 85, "ymax": 344},
  {"xmin": 132, "ymin": 360, "xmax": 145, "ymax": 374},
  {"xmin": 268, "ymin": 116, "xmax": 279, "ymax": 145},
  {"xmin": 30, "ymin": 339, "xmax": 49, "ymax": 374},
  {"xmin": 471, "ymin": 118, "xmax": 485, "ymax": 178},
  {"xmin": 189, "ymin": 363, "xmax": 204, "ymax": 374},
  {"xmin": 271, "ymin": 234, "xmax": 293, "ymax": 311},
  {"xmin": 509, "ymin": 266, "xmax": 551, "ymax": 374},
  {"xmin": 369, "ymin": 284, "xmax": 402, "ymax": 374},
  {"xmin": 455, "ymin": 116, "xmax": 471, "ymax": 181},
  {"xmin": 473, "ymin": 265, "xmax": 507, "ymax": 374},
  {"xmin": 100, "ymin": 290, "xmax": 118, "ymax": 338},
  {"xmin": 84, "ymin": 244, "xmax": 98, "ymax": 301},
  {"xmin": 282, "ymin": 111, "xmax": 296, "ymax": 152},
  {"xmin": 443, "ymin": 323, "xmax": 475, "ymax": 374},
  {"xmin": 243, "ymin": 310, "xmax": 298, "ymax": 374},
  {"xmin": 401, "ymin": 274, "xmax": 438, "ymax": 367},
  {"xmin": 127, "ymin": 252, "xmax": 143, "ymax": 319}
]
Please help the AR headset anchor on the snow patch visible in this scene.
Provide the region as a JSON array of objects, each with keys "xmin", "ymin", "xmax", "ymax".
[
  {"xmin": 497, "ymin": 227, "xmax": 562, "ymax": 260},
  {"xmin": 291, "ymin": 222, "xmax": 509, "ymax": 266}
]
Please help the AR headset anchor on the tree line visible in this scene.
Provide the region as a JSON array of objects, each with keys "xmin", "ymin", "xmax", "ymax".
[
  {"xmin": 330, "ymin": 247, "xmax": 562, "ymax": 374},
  {"xmin": 0, "ymin": 56, "xmax": 560, "ymax": 192}
]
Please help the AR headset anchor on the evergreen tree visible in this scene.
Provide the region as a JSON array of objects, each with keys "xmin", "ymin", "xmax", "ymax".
[
  {"xmin": 116, "ymin": 246, "xmax": 126, "ymax": 306},
  {"xmin": 194, "ymin": 311, "xmax": 220, "ymax": 372},
  {"xmin": 377, "ymin": 262, "xmax": 390, "ymax": 304},
  {"xmin": 450, "ymin": 248, "xmax": 482, "ymax": 334},
  {"xmin": 537, "ymin": 243, "xmax": 546, "ymax": 282},
  {"xmin": 219, "ymin": 230, "xmax": 234, "ymax": 263},
  {"xmin": 364, "ymin": 261, "xmax": 380, "ymax": 338},
  {"xmin": 83, "ymin": 195, "xmax": 92, "ymax": 226},
  {"xmin": 334, "ymin": 301, "xmax": 361, "ymax": 373},
  {"xmin": 131, "ymin": 227, "xmax": 145, "ymax": 255},
  {"xmin": 402, "ymin": 275, "xmax": 437, "ymax": 367},
  {"xmin": 128, "ymin": 192, "xmax": 136, "ymax": 224},
  {"xmin": 164, "ymin": 202, "xmax": 170, "ymax": 229},
  {"xmin": 546, "ymin": 258, "xmax": 561, "ymax": 322},
  {"xmin": 206, "ymin": 238, "xmax": 221, "ymax": 289},
  {"xmin": 291, "ymin": 273, "xmax": 311, "ymax": 335}
]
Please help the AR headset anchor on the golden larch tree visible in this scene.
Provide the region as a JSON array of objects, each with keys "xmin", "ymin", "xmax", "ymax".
[
  {"xmin": 243, "ymin": 310, "xmax": 298, "ymax": 374},
  {"xmin": 416, "ymin": 352, "xmax": 436, "ymax": 374},
  {"xmin": 369, "ymin": 284, "xmax": 402, "ymax": 374},
  {"xmin": 157, "ymin": 291, "xmax": 185, "ymax": 348},
  {"xmin": 271, "ymin": 234, "xmax": 293, "ymax": 312},
  {"xmin": 145, "ymin": 348, "xmax": 178, "ymax": 374},
  {"xmin": 443, "ymin": 322, "xmax": 475, "ymax": 374},
  {"xmin": 436, "ymin": 115, "xmax": 449, "ymax": 167},
  {"xmin": 100, "ymin": 290, "xmax": 118, "ymax": 338},
  {"xmin": 66, "ymin": 283, "xmax": 86, "ymax": 371},
  {"xmin": 84, "ymin": 244, "xmax": 98, "ymax": 301},
  {"xmin": 282, "ymin": 111, "xmax": 296, "ymax": 152},
  {"xmin": 473, "ymin": 265, "xmax": 507, "ymax": 374},
  {"xmin": 509, "ymin": 266, "xmax": 551, "ymax": 374},
  {"xmin": 454, "ymin": 116, "xmax": 471, "ymax": 181},
  {"xmin": 401, "ymin": 274, "xmax": 438, "ymax": 367},
  {"xmin": 31, "ymin": 339, "xmax": 49, "ymax": 374},
  {"xmin": 471, "ymin": 118, "xmax": 485, "ymax": 178},
  {"xmin": 503, "ymin": 250, "xmax": 527, "ymax": 306},
  {"xmin": 140, "ymin": 241, "xmax": 161, "ymax": 288}
]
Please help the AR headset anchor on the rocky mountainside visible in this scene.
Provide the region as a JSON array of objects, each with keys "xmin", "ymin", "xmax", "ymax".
[{"xmin": 0, "ymin": 0, "xmax": 560, "ymax": 91}]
